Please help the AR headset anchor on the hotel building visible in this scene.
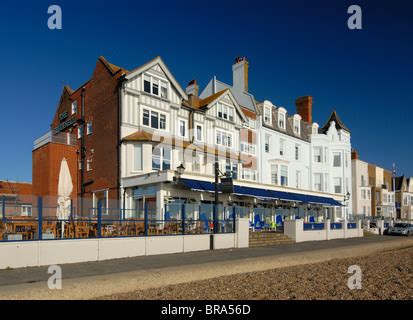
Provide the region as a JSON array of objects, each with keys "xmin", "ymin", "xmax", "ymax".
[{"xmin": 33, "ymin": 56, "xmax": 352, "ymax": 221}]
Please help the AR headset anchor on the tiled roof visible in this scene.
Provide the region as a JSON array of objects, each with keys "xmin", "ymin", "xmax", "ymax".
[
  {"xmin": 0, "ymin": 180, "xmax": 32, "ymax": 196},
  {"xmin": 320, "ymin": 110, "xmax": 350, "ymax": 133}
]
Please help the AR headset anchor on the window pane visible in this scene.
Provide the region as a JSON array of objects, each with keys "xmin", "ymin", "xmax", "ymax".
[
  {"xmin": 196, "ymin": 125, "xmax": 202, "ymax": 141},
  {"xmin": 143, "ymin": 109, "xmax": 150, "ymax": 126},
  {"xmin": 144, "ymin": 75, "xmax": 151, "ymax": 93},
  {"xmin": 134, "ymin": 144, "xmax": 142, "ymax": 171},
  {"xmin": 161, "ymin": 82, "xmax": 168, "ymax": 99},
  {"xmin": 152, "ymin": 79, "xmax": 159, "ymax": 96},
  {"xmin": 160, "ymin": 114, "xmax": 166, "ymax": 129},
  {"xmin": 151, "ymin": 111, "xmax": 159, "ymax": 129}
]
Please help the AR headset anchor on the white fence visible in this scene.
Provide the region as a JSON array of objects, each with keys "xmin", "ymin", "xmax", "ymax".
[
  {"xmin": 284, "ymin": 219, "xmax": 363, "ymax": 243},
  {"xmin": 0, "ymin": 219, "xmax": 249, "ymax": 269}
]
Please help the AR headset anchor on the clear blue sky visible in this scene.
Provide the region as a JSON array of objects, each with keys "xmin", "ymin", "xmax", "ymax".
[{"xmin": 0, "ymin": 0, "xmax": 412, "ymax": 182}]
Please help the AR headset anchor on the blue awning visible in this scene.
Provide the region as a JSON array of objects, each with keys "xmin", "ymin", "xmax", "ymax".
[{"xmin": 180, "ymin": 178, "xmax": 342, "ymax": 206}]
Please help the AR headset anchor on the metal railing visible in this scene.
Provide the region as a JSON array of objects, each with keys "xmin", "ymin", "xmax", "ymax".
[{"xmin": 0, "ymin": 197, "xmax": 237, "ymax": 242}]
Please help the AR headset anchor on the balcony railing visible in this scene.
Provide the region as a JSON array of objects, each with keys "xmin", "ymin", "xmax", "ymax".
[{"xmin": 34, "ymin": 131, "xmax": 77, "ymax": 150}]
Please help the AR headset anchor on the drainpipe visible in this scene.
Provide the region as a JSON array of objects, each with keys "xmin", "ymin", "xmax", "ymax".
[{"xmin": 80, "ymin": 87, "xmax": 86, "ymax": 214}]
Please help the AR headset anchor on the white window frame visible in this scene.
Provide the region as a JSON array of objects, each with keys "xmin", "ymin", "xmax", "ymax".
[
  {"xmin": 240, "ymin": 142, "xmax": 256, "ymax": 155},
  {"xmin": 278, "ymin": 112, "xmax": 286, "ymax": 129},
  {"xmin": 293, "ymin": 119, "xmax": 300, "ymax": 135},
  {"xmin": 314, "ymin": 147, "xmax": 322, "ymax": 163},
  {"xmin": 280, "ymin": 165, "xmax": 288, "ymax": 186},
  {"xmin": 142, "ymin": 73, "xmax": 169, "ymax": 99},
  {"xmin": 77, "ymin": 126, "xmax": 83, "ymax": 139},
  {"xmin": 141, "ymin": 107, "xmax": 167, "ymax": 130},
  {"xmin": 195, "ymin": 123, "xmax": 203, "ymax": 142},
  {"xmin": 314, "ymin": 173, "xmax": 323, "ymax": 192},
  {"xmin": 215, "ymin": 129, "xmax": 233, "ymax": 148},
  {"xmin": 264, "ymin": 106, "xmax": 272, "ymax": 124},
  {"xmin": 295, "ymin": 144, "xmax": 300, "ymax": 161},
  {"xmin": 279, "ymin": 138, "xmax": 285, "ymax": 157},
  {"xmin": 271, "ymin": 164, "xmax": 278, "ymax": 185},
  {"xmin": 86, "ymin": 158, "xmax": 93, "ymax": 171},
  {"xmin": 334, "ymin": 177, "xmax": 342, "ymax": 194},
  {"xmin": 265, "ymin": 135, "xmax": 270, "ymax": 153},
  {"xmin": 296, "ymin": 171, "xmax": 301, "ymax": 189},
  {"xmin": 333, "ymin": 152, "xmax": 342, "ymax": 167},
  {"xmin": 217, "ymin": 102, "xmax": 235, "ymax": 122}
]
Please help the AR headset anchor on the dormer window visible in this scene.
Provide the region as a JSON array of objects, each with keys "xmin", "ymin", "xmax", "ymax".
[
  {"xmin": 293, "ymin": 115, "xmax": 301, "ymax": 135},
  {"xmin": 278, "ymin": 109, "xmax": 286, "ymax": 129},
  {"xmin": 264, "ymin": 106, "xmax": 272, "ymax": 124},
  {"xmin": 312, "ymin": 123, "xmax": 319, "ymax": 135}
]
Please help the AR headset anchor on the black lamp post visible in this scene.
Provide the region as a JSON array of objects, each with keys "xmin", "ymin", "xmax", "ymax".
[{"xmin": 174, "ymin": 163, "xmax": 186, "ymax": 182}]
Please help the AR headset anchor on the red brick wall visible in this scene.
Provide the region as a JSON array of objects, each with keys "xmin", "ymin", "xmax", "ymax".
[
  {"xmin": 33, "ymin": 57, "xmax": 121, "ymax": 205},
  {"xmin": 32, "ymin": 143, "xmax": 78, "ymax": 198}
]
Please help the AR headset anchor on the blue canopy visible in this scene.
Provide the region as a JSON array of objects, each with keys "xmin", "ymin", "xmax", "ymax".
[{"xmin": 180, "ymin": 178, "xmax": 342, "ymax": 206}]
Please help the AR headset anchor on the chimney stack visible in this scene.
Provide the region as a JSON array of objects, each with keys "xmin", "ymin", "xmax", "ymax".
[
  {"xmin": 232, "ymin": 57, "xmax": 249, "ymax": 92},
  {"xmin": 295, "ymin": 96, "xmax": 313, "ymax": 124},
  {"xmin": 186, "ymin": 79, "xmax": 199, "ymax": 97},
  {"xmin": 351, "ymin": 148, "xmax": 359, "ymax": 160}
]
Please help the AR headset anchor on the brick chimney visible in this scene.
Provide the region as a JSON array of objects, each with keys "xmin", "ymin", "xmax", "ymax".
[
  {"xmin": 232, "ymin": 57, "xmax": 249, "ymax": 92},
  {"xmin": 295, "ymin": 96, "xmax": 313, "ymax": 124},
  {"xmin": 351, "ymin": 148, "xmax": 359, "ymax": 160},
  {"xmin": 186, "ymin": 79, "xmax": 199, "ymax": 97}
]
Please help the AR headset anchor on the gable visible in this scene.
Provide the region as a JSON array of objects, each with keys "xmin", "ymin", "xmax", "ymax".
[{"xmin": 125, "ymin": 57, "xmax": 187, "ymax": 101}]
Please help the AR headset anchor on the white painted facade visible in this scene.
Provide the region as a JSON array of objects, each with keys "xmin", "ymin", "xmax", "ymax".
[{"xmin": 351, "ymin": 159, "xmax": 372, "ymax": 216}]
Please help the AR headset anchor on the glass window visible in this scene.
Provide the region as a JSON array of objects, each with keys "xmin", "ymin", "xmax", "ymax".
[
  {"xmin": 86, "ymin": 122, "xmax": 93, "ymax": 135},
  {"xmin": 152, "ymin": 79, "xmax": 159, "ymax": 96},
  {"xmin": 134, "ymin": 144, "xmax": 142, "ymax": 171},
  {"xmin": 143, "ymin": 109, "xmax": 150, "ymax": 126},
  {"xmin": 71, "ymin": 101, "xmax": 78, "ymax": 114},
  {"xmin": 151, "ymin": 111, "xmax": 159, "ymax": 129},
  {"xmin": 163, "ymin": 147, "xmax": 171, "ymax": 170},
  {"xmin": 280, "ymin": 165, "xmax": 288, "ymax": 186},
  {"xmin": 152, "ymin": 147, "xmax": 161, "ymax": 170},
  {"xmin": 271, "ymin": 165, "xmax": 278, "ymax": 185},
  {"xmin": 265, "ymin": 135, "xmax": 270, "ymax": 153},
  {"xmin": 294, "ymin": 120, "xmax": 300, "ymax": 134},
  {"xmin": 295, "ymin": 144, "xmax": 300, "ymax": 160},
  {"xmin": 144, "ymin": 75, "xmax": 151, "ymax": 93},
  {"xmin": 216, "ymin": 130, "xmax": 232, "ymax": 148},
  {"xmin": 361, "ymin": 189, "xmax": 366, "ymax": 200},
  {"xmin": 86, "ymin": 158, "xmax": 92, "ymax": 171},
  {"xmin": 314, "ymin": 147, "xmax": 322, "ymax": 163},
  {"xmin": 279, "ymin": 138, "xmax": 285, "ymax": 156},
  {"xmin": 264, "ymin": 107, "xmax": 271, "ymax": 124},
  {"xmin": 334, "ymin": 177, "xmax": 342, "ymax": 194},
  {"xmin": 314, "ymin": 173, "xmax": 322, "ymax": 191},
  {"xmin": 333, "ymin": 153, "xmax": 341, "ymax": 167},
  {"xmin": 160, "ymin": 81, "xmax": 168, "ymax": 99},
  {"xmin": 179, "ymin": 119, "xmax": 186, "ymax": 137},
  {"xmin": 196, "ymin": 125, "xmax": 202, "ymax": 141},
  {"xmin": 278, "ymin": 113, "xmax": 285, "ymax": 129},
  {"xmin": 77, "ymin": 126, "xmax": 83, "ymax": 139},
  {"xmin": 296, "ymin": 171, "xmax": 301, "ymax": 189},
  {"xmin": 160, "ymin": 114, "xmax": 166, "ymax": 130}
]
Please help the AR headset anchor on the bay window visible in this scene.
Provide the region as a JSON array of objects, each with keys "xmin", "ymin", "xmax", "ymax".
[
  {"xmin": 133, "ymin": 144, "xmax": 143, "ymax": 171},
  {"xmin": 271, "ymin": 165, "xmax": 278, "ymax": 185}
]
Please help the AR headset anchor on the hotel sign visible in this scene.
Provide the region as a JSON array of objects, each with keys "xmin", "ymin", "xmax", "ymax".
[{"xmin": 52, "ymin": 116, "xmax": 76, "ymax": 135}]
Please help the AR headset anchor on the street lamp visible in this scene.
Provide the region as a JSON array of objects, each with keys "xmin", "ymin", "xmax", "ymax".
[{"xmin": 173, "ymin": 163, "xmax": 186, "ymax": 182}]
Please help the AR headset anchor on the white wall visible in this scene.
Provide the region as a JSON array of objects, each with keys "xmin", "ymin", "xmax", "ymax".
[
  {"xmin": 0, "ymin": 219, "xmax": 250, "ymax": 269},
  {"xmin": 284, "ymin": 219, "xmax": 362, "ymax": 243}
]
